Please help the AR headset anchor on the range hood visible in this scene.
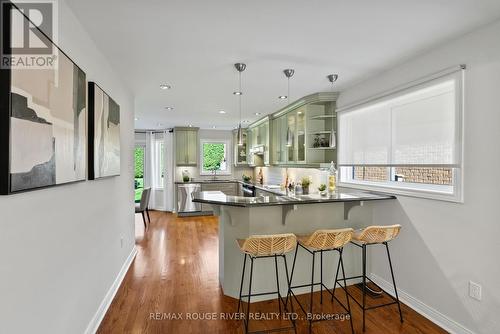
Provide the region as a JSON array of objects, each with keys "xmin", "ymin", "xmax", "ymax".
[{"xmin": 250, "ymin": 145, "xmax": 265, "ymax": 156}]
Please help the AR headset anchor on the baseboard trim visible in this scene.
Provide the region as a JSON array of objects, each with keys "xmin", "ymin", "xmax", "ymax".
[
  {"xmin": 369, "ymin": 273, "xmax": 475, "ymax": 334},
  {"xmin": 84, "ymin": 246, "xmax": 138, "ymax": 334}
]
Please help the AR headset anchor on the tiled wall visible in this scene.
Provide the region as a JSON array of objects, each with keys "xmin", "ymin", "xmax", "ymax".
[{"xmin": 255, "ymin": 166, "xmax": 330, "ymax": 192}]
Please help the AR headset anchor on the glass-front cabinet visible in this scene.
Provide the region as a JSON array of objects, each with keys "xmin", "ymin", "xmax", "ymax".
[
  {"xmin": 296, "ymin": 107, "xmax": 306, "ymax": 163},
  {"xmin": 233, "ymin": 129, "xmax": 248, "ymax": 166},
  {"xmin": 286, "ymin": 112, "xmax": 296, "ymax": 163},
  {"xmin": 265, "ymin": 92, "xmax": 338, "ymax": 167}
]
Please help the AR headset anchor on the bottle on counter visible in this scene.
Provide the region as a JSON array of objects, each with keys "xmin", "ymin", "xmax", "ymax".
[
  {"xmin": 258, "ymin": 168, "xmax": 264, "ymax": 185},
  {"xmin": 328, "ymin": 161, "xmax": 337, "ymax": 194}
]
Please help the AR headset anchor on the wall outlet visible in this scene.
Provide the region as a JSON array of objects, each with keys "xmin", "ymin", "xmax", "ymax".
[
  {"xmin": 469, "ymin": 281, "xmax": 482, "ymax": 301},
  {"xmin": 120, "ymin": 237, "xmax": 124, "ymax": 249}
]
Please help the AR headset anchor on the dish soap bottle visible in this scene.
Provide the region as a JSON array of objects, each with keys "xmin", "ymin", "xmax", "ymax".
[{"xmin": 328, "ymin": 161, "xmax": 337, "ymax": 194}]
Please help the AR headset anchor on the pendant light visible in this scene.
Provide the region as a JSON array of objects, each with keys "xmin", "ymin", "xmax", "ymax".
[
  {"xmin": 234, "ymin": 63, "xmax": 246, "ymax": 146},
  {"xmin": 327, "ymin": 74, "xmax": 338, "ymax": 149},
  {"xmin": 283, "ymin": 69, "xmax": 295, "ymax": 147}
]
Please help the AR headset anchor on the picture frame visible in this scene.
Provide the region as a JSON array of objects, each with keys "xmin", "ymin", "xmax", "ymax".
[
  {"xmin": 88, "ymin": 82, "xmax": 121, "ymax": 180},
  {"xmin": 0, "ymin": 2, "xmax": 87, "ymax": 194}
]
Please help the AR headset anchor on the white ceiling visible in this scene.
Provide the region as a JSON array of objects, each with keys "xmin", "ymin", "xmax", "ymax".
[{"xmin": 66, "ymin": 0, "xmax": 500, "ymax": 130}]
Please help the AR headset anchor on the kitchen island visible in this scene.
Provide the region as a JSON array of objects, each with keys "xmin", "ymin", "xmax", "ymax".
[{"xmin": 192, "ymin": 189, "xmax": 396, "ymax": 300}]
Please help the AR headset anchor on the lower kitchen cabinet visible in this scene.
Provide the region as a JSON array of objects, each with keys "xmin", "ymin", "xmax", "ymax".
[{"xmin": 200, "ymin": 182, "xmax": 239, "ymax": 213}]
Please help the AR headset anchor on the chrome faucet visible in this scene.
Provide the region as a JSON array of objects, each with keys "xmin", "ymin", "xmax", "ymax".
[{"xmin": 212, "ymin": 169, "xmax": 217, "ymax": 180}]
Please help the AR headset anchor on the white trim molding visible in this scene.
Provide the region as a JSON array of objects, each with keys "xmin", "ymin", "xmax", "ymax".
[
  {"xmin": 370, "ymin": 273, "xmax": 475, "ymax": 334},
  {"xmin": 84, "ymin": 247, "xmax": 138, "ymax": 334}
]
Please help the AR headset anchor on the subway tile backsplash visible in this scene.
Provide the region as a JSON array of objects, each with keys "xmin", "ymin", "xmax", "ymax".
[{"xmin": 254, "ymin": 166, "xmax": 330, "ymax": 191}]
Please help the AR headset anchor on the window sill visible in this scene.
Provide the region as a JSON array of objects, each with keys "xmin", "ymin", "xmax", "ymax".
[
  {"xmin": 199, "ymin": 172, "xmax": 232, "ymax": 176},
  {"xmin": 338, "ymin": 181, "xmax": 463, "ymax": 203}
]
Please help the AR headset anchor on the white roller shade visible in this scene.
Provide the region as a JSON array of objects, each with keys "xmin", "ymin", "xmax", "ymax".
[
  {"xmin": 338, "ymin": 102, "xmax": 391, "ymax": 165},
  {"xmin": 338, "ymin": 70, "xmax": 462, "ymax": 167}
]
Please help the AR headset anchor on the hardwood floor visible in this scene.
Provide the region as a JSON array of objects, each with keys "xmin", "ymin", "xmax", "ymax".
[{"xmin": 97, "ymin": 212, "xmax": 447, "ymax": 334}]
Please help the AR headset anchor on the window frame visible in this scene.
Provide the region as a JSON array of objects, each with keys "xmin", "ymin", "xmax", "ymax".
[
  {"xmin": 337, "ymin": 67, "xmax": 465, "ymax": 203},
  {"xmin": 339, "ymin": 166, "xmax": 462, "ymax": 202},
  {"xmin": 199, "ymin": 139, "xmax": 232, "ymax": 176}
]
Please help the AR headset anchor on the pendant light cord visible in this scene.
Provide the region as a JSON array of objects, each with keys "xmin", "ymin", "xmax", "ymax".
[
  {"xmin": 239, "ymin": 71, "xmax": 242, "ymax": 125},
  {"xmin": 287, "ymin": 77, "xmax": 290, "ymax": 104}
]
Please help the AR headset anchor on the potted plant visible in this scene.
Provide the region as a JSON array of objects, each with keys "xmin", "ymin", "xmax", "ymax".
[
  {"xmin": 182, "ymin": 170, "xmax": 190, "ymax": 182},
  {"xmin": 318, "ymin": 184, "xmax": 327, "ymax": 196},
  {"xmin": 301, "ymin": 176, "xmax": 311, "ymax": 195},
  {"xmin": 242, "ymin": 174, "xmax": 252, "ymax": 183}
]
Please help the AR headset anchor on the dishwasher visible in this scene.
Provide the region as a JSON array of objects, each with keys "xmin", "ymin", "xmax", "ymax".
[{"xmin": 177, "ymin": 183, "xmax": 202, "ymax": 216}]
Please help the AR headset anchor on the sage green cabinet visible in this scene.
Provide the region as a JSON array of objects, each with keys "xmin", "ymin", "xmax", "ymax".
[
  {"xmin": 268, "ymin": 94, "xmax": 338, "ymax": 167},
  {"xmin": 201, "ymin": 182, "xmax": 239, "ymax": 212},
  {"xmin": 271, "ymin": 108, "xmax": 307, "ymax": 165},
  {"xmin": 271, "ymin": 115, "xmax": 287, "ymax": 164},
  {"xmin": 175, "ymin": 127, "xmax": 198, "ymax": 166},
  {"xmin": 248, "ymin": 117, "xmax": 270, "ymax": 166},
  {"xmin": 233, "ymin": 129, "xmax": 248, "ymax": 166}
]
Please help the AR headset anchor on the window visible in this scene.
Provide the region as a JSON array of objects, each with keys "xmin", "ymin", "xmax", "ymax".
[
  {"xmin": 338, "ymin": 68, "xmax": 463, "ymax": 202},
  {"xmin": 200, "ymin": 140, "xmax": 231, "ymax": 175},
  {"xmin": 134, "ymin": 145, "xmax": 145, "ymax": 202}
]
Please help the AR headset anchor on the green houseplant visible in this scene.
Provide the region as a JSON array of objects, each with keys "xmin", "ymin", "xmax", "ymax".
[
  {"xmin": 301, "ymin": 176, "xmax": 311, "ymax": 195},
  {"xmin": 318, "ymin": 184, "xmax": 327, "ymax": 196}
]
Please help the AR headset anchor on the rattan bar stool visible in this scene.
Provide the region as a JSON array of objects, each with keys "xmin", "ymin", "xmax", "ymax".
[
  {"xmin": 287, "ymin": 228, "xmax": 355, "ymax": 334},
  {"xmin": 237, "ymin": 233, "xmax": 297, "ymax": 334},
  {"xmin": 342, "ymin": 224, "xmax": 403, "ymax": 331}
]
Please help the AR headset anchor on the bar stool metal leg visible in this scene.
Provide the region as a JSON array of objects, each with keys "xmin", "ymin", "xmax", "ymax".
[
  {"xmin": 237, "ymin": 254, "xmax": 247, "ymax": 314},
  {"xmin": 362, "ymin": 244, "xmax": 367, "ymax": 332},
  {"xmin": 385, "ymin": 242, "xmax": 403, "ymax": 323},
  {"xmin": 320, "ymin": 250, "xmax": 323, "ymax": 304},
  {"xmin": 282, "ymin": 255, "xmax": 294, "ymax": 314},
  {"xmin": 340, "ymin": 250, "xmax": 355, "ymax": 334},
  {"xmin": 309, "ymin": 251, "xmax": 315, "ymax": 334},
  {"xmin": 331, "ymin": 251, "xmax": 341, "ymax": 302},
  {"xmin": 245, "ymin": 257, "xmax": 254, "ymax": 334},
  {"xmin": 274, "ymin": 255, "xmax": 282, "ymax": 315},
  {"xmin": 286, "ymin": 245, "xmax": 299, "ymax": 307}
]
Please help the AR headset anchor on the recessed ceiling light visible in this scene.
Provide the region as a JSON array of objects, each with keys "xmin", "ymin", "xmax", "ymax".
[
  {"xmin": 233, "ymin": 91, "xmax": 243, "ymax": 95},
  {"xmin": 160, "ymin": 84, "xmax": 171, "ymax": 90},
  {"xmin": 188, "ymin": 124, "xmax": 193, "ymax": 127},
  {"xmin": 255, "ymin": 112, "xmax": 261, "ymax": 116},
  {"xmin": 219, "ymin": 110, "xmax": 226, "ymax": 114},
  {"xmin": 134, "ymin": 117, "xmax": 138, "ymax": 121},
  {"xmin": 278, "ymin": 95, "xmax": 287, "ymax": 99},
  {"xmin": 297, "ymin": 111, "xmax": 302, "ymax": 115},
  {"xmin": 165, "ymin": 106, "xmax": 174, "ymax": 111},
  {"xmin": 212, "ymin": 126, "xmax": 217, "ymax": 129}
]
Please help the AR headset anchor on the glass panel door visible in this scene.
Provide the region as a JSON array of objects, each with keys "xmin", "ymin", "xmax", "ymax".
[
  {"xmin": 297, "ymin": 109, "xmax": 306, "ymax": 163},
  {"xmin": 287, "ymin": 113, "xmax": 296, "ymax": 163},
  {"xmin": 134, "ymin": 145, "xmax": 145, "ymax": 202}
]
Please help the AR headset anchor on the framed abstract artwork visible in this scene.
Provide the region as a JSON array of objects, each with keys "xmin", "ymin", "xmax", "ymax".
[
  {"xmin": 0, "ymin": 2, "xmax": 87, "ymax": 194},
  {"xmin": 88, "ymin": 82, "xmax": 121, "ymax": 180}
]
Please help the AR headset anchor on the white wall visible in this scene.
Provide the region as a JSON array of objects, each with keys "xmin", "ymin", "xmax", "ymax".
[
  {"xmin": 338, "ymin": 19, "xmax": 500, "ymax": 334},
  {"xmin": 0, "ymin": 1, "xmax": 135, "ymax": 333}
]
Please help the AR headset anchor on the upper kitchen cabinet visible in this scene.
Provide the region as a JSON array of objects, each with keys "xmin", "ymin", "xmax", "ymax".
[
  {"xmin": 175, "ymin": 127, "xmax": 199, "ymax": 166},
  {"xmin": 305, "ymin": 102, "xmax": 336, "ymax": 165},
  {"xmin": 248, "ymin": 116, "xmax": 270, "ymax": 166},
  {"xmin": 269, "ymin": 92, "xmax": 338, "ymax": 167},
  {"xmin": 232, "ymin": 128, "xmax": 248, "ymax": 166}
]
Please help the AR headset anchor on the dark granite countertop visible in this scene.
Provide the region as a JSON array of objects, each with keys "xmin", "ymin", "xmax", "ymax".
[{"xmin": 192, "ymin": 189, "xmax": 396, "ymax": 207}]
